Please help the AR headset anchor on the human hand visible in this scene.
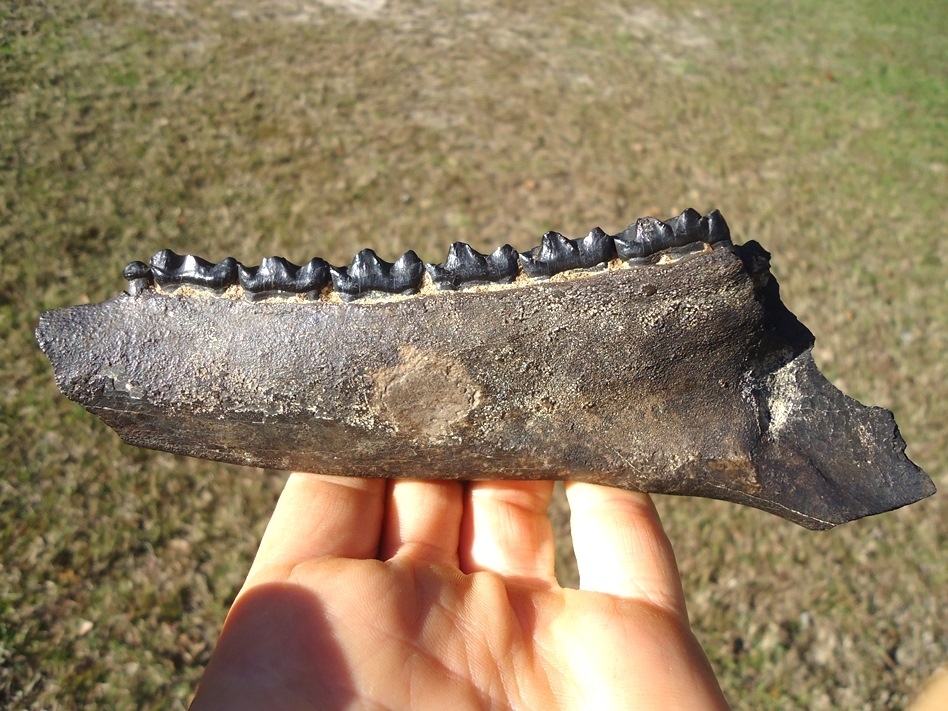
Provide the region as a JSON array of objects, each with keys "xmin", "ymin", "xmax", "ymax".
[{"xmin": 190, "ymin": 475, "xmax": 729, "ymax": 710}]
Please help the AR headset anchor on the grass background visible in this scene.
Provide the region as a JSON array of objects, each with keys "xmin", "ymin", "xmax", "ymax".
[{"xmin": 1, "ymin": 0, "xmax": 945, "ymax": 708}]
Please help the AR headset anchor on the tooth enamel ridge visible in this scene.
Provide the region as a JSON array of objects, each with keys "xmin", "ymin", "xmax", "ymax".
[
  {"xmin": 427, "ymin": 243, "xmax": 520, "ymax": 289},
  {"xmin": 580, "ymin": 226, "xmax": 617, "ymax": 264},
  {"xmin": 238, "ymin": 257, "xmax": 331, "ymax": 300},
  {"xmin": 701, "ymin": 209, "xmax": 731, "ymax": 244},
  {"xmin": 126, "ymin": 209, "xmax": 735, "ymax": 299},
  {"xmin": 150, "ymin": 250, "xmax": 239, "ymax": 292},
  {"xmin": 519, "ymin": 227, "xmax": 617, "ymax": 278},
  {"xmin": 330, "ymin": 249, "xmax": 425, "ymax": 300},
  {"xmin": 614, "ymin": 217, "xmax": 679, "ymax": 260},
  {"xmin": 667, "ymin": 207, "xmax": 702, "ymax": 241}
]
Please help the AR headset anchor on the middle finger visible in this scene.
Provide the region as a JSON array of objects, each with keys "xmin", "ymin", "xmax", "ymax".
[{"xmin": 458, "ymin": 480, "xmax": 557, "ymax": 586}]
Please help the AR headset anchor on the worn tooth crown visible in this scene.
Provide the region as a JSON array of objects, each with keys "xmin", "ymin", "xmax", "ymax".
[
  {"xmin": 123, "ymin": 261, "xmax": 151, "ymax": 280},
  {"xmin": 520, "ymin": 232, "xmax": 577, "ymax": 278},
  {"xmin": 579, "ymin": 226, "xmax": 616, "ymax": 265},
  {"xmin": 614, "ymin": 215, "xmax": 697, "ymax": 260},
  {"xmin": 150, "ymin": 249, "xmax": 239, "ymax": 291},
  {"xmin": 238, "ymin": 257, "xmax": 298, "ymax": 297},
  {"xmin": 331, "ymin": 249, "xmax": 424, "ymax": 299},
  {"xmin": 450, "ymin": 243, "xmax": 482, "ymax": 272},
  {"xmin": 393, "ymin": 251, "xmax": 425, "ymax": 288},
  {"xmin": 296, "ymin": 258, "xmax": 333, "ymax": 293},
  {"xmin": 520, "ymin": 227, "xmax": 616, "ymax": 278},
  {"xmin": 238, "ymin": 256, "xmax": 331, "ymax": 299},
  {"xmin": 427, "ymin": 242, "xmax": 519, "ymax": 289},
  {"xmin": 612, "ymin": 220, "xmax": 647, "ymax": 260},
  {"xmin": 667, "ymin": 208, "xmax": 703, "ymax": 241},
  {"xmin": 637, "ymin": 217, "xmax": 677, "ymax": 254},
  {"xmin": 149, "ymin": 248, "xmax": 186, "ymax": 281},
  {"xmin": 700, "ymin": 209, "xmax": 731, "ymax": 244},
  {"xmin": 127, "ymin": 209, "xmax": 735, "ymax": 299},
  {"xmin": 486, "ymin": 244, "xmax": 520, "ymax": 281},
  {"xmin": 428, "ymin": 242, "xmax": 520, "ymax": 289}
]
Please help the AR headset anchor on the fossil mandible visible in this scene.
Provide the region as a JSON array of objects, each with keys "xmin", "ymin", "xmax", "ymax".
[{"xmin": 35, "ymin": 209, "xmax": 935, "ymax": 529}]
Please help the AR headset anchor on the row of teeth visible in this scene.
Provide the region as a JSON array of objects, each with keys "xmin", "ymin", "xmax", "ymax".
[{"xmin": 123, "ymin": 209, "xmax": 730, "ymax": 301}]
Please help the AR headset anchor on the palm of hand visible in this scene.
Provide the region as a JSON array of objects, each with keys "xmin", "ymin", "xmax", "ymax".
[{"xmin": 191, "ymin": 476, "xmax": 727, "ymax": 711}]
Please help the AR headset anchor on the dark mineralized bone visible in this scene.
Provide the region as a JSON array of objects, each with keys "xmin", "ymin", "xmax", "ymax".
[{"xmin": 35, "ymin": 210, "xmax": 935, "ymax": 529}]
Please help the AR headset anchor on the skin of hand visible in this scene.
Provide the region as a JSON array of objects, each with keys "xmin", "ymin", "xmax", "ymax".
[{"xmin": 190, "ymin": 475, "xmax": 730, "ymax": 711}]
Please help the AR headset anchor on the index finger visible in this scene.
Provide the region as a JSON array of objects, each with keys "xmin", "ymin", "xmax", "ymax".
[{"xmin": 248, "ymin": 473, "xmax": 387, "ymax": 580}]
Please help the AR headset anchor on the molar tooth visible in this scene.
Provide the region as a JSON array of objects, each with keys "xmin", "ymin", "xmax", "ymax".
[
  {"xmin": 615, "ymin": 210, "xmax": 729, "ymax": 261},
  {"xmin": 123, "ymin": 261, "xmax": 153, "ymax": 295},
  {"xmin": 427, "ymin": 243, "xmax": 519, "ymax": 289},
  {"xmin": 150, "ymin": 250, "xmax": 238, "ymax": 292},
  {"xmin": 391, "ymin": 250, "xmax": 425, "ymax": 291},
  {"xmin": 239, "ymin": 257, "xmax": 301, "ymax": 300},
  {"xmin": 611, "ymin": 228, "xmax": 639, "ymax": 259},
  {"xmin": 613, "ymin": 217, "xmax": 676, "ymax": 260},
  {"xmin": 330, "ymin": 249, "xmax": 382, "ymax": 299},
  {"xmin": 637, "ymin": 217, "xmax": 675, "ymax": 247},
  {"xmin": 520, "ymin": 231, "xmax": 579, "ymax": 278},
  {"xmin": 348, "ymin": 249, "xmax": 384, "ymax": 282},
  {"xmin": 578, "ymin": 227, "xmax": 616, "ymax": 266},
  {"xmin": 149, "ymin": 249, "xmax": 186, "ymax": 286},
  {"xmin": 296, "ymin": 258, "xmax": 332, "ymax": 297},
  {"xmin": 446, "ymin": 242, "xmax": 483, "ymax": 271},
  {"xmin": 331, "ymin": 249, "xmax": 422, "ymax": 300},
  {"xmin": 539, "ymin": 231, "xmax": 574, "ymax": 261},
  {"xmin": 485, "ymin": 244, "xmax": 519, "ymax": 283},
  {"xmin": 700, "ymin": 209, "xmax": 731, "ymax": 245},
  {"xmin": 199, "ymin": 257, "xmax": 239, "ymax": 291},
  {"xmin": 426, "ymin": 242, "xmax": 485, "ymax": 290},
  {"xmin": 667, "ymin": 208, "xmax": 703, "ymax": 241},
  {"xmin": 522, "ymin": 228, "xmax": 617, "ymax": 278}
]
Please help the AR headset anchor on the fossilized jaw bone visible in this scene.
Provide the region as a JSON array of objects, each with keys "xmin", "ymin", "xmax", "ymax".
[{"xmin": 36, "ymin": 209, "xmax": 935, "ymax": 529}]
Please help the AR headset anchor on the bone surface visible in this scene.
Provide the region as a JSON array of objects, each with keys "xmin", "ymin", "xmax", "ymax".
[{"xmin": 35, "ymin": 210, "xmax": 935, "ymax": 529}]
